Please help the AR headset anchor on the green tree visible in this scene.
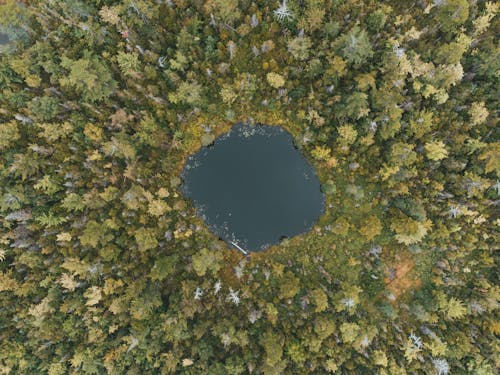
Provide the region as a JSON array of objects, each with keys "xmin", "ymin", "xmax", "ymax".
[
  {"xmin": 191, "ymin": 248, "xmax": 223, "ymax": 276},
  {"xmin": 310, "ymin": 288, "xmax": 329, "ymax": 312},
  {"xmin": 279, "ymin": 272, "xmax": 300, "ymax": 299},
  {"xmin": 204, "ymin": 0, "xmax": 241, "ymax": 24},
  {"xmin": 60, "ymin": 51, "xmax": 117, "ymax": 102},
  {"xmin": 359, "ymin": 215, "xmax": 382, "ymax": 240},
  {"xmin": 266, "ymin": 72, "xmax": 285, "ymax": 88},
  {"xmin": 469, "ymin": 102, "xmax": 489, "ymax": 126},
  {"xmin": 390, "ymin": 211, "xmax": 431, "ymax": 245},
  {"xmin": 28, "ymin": 96, "xmax": 60, "ymax": 121},
  {"xmin": 287, "ymin": 36, "xmax": 313, "ymax": 61},
  {"xmin": 340, "ymin": 322, "xmax": 360, "ymax": 344},
  {"xmin": 260, "ymin": 331, "xmax": 284, "ymax": 367},
  {"xmin": 168, "ymin": 81, "xmax": 203, "ymax": 106},
  {"xmin": 0, "ymin": 121, "xmax": 20, "ymax": 150},
  {"xmin": 116, "ymin": 51, "xmax": 140, "ymax": 77},
  {"xmin": 337, "ymin": 124, "xmax": 358, "ymax": 147},
  {"xmin": 343, "ymin": 92, "xmax": 370, "ymax": 119},
  {"xmin": 338, "ymin": 26, "xmax": 373, "ymax": 65},
  {"xmin": 390, "ymin": 142, "xmax": 417, "ymax": 167},
  {"xmin": 134, "ymin": 228, "xmax": 158, "ymax": 252},
  {"xmin": 80, "ymin": 221, "xmax": 113, "ymax": 248},
  {"xmin": 425, "ymin": 140, "xmax": 449, "ymax": 161},
  {"xmin": 478, "ymin": 142, "xmax": 500, "ymax": 174},
  {"xmin": 433, "ymin": 0, "xmax": 469, "ymax": 34}
]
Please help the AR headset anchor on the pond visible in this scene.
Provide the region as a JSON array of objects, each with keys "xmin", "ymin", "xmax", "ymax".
[
  {"xmin": 181, "ymin": 123, "xmax": 325, "ymax": 253},
  {"xmin": 0, "ymin": 32, "xmax": 9, "ymax": 45}
]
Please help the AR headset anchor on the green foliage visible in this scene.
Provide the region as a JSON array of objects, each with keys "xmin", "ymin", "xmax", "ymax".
[
  {"xmin": 80, "ymin": 220, "xmax": 112, "ymax": 248},
  {"xmin": 0, "ymin": 121, "xmax": 20, "ymax": 150},
  {"xmin": 469, "ymin": 102, "xmax": 489, "ymax": 126},
  {"xmin": 479, "ymin": 142, "xmax": 500, "ymax": 175},
  {"xmin": 340, "ymin": 322, "xmax": 360, "ymax": 344},
  {"xmin": 433, "ymin": 0, "xmax": 470, "ymax": 34},
  {"xmin": 168, "ymin": 81, "xmax": 202, "ymax": 106},
  {"xmin": 425, "ymin": 140, "xmax": 449, "ymax": 161},
  {"xmin": 191, "ymin": 248, "xmax": 223, "ymax": 276},
  {"xmin": 390, "ymin": 142, "xmax": 417, "ymax": 167},
  {"xmin": 27, "ymin": 96, "xmax": 59, "ymax": 121},
  {"xmin": 116, "ymin": 51, "xmax": 140, "ymax": 76},
  {"xmin": 390, "ymin": 211, "xmax": 431, "ymax": 245},
  {"xmin": 134, "ymin": 227, "xmax": 158, "ymax": 252},
  {"xmin": 343, "ymin": 92, "xmax": 369, "ymax": 119},
  {"xmin": 204, "ymin": 0, "xmax": 241, "ymax": 23},
  {"xmin": 287, "ymin": 36, "xmax": 313, "ymax": 61},
  {"xmin": 266, "ymin": 72, "xmax": 285, "ymax": 88},
  {"xmin": 0, "ymin": 1, "xmax": 496, "ymax": 373},
  {"xmin": 279, "ymin": 272, "xmax": 300, "ymax": 299},
  {"xmin": 337, "ymin": 124, "xmax": 358, "ymax": 146},
  {"xmin": 392, "ymin": 197, "xmax": 427, "ymax": 221},
  {"xmin": 151, "ymin": 255, "xmax": 179, "ymax": 281},
  {"xmin": 359, "ymin": 215, "xmax": 382, "ymax": 240},
  {"xmin": 338, "ymin": 26, "xmax": 373, "ymax": 65},
  {"xmin": 310, "ymin": 145, "xmax": 331, "ymax": 161},
  {"xmin": 35, "ymin": 212, "xmax": 67, "ymax": 227},
  {"xmin": 260, "ymin": 331, "xmax": 284, "ymax": 367},
  {"xmin": 61, "ymin": 193, "xmax": 86, "ymax": 212},
  {"xmin": 310, "ymin": 288, "xmax": 329, "ymax": 312},
  {"xmin": 60, "ymin": 51, "xmax": 117, "ymax": 102}
]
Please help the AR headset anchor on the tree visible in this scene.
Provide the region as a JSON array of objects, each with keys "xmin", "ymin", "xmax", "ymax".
[
  {"xmin": 340, "ymin": 322, "xmax": 360, "ymax": 344},
  {"xmin": 60, "ymin": 51, "xmax": 117, "ymax": 102},
  {"xmin": 99, "ymin": 5, "xmax": 122, "ymax": 25},
  {"xmin": 433, "ymin": 0, "xmax": 469, "ymax": 34},
  {"xmin": 342, "ymin": 92, "xmax": 370, "ymax": 119},
  {"xmin": 390, "ymin": 211, "xmax": 432, "ymax": 245},
  {"xmin": 168, "ymin": 81, "xmax": 203, "ymax": 106},
  {"xmin": 260, "ymin": 331, "xmax": 284, "ymax": 367},
  {"xmin": 390, "ymin": 142, "xmax": 417, "ymax": 167},
  {"xmin": 301, "ymin": 2, "xmax": 325, "ymax": 32},
  {"xmin": 287, "ymin": 36, "xmax": 313, "ymax": 61},
  {"xmin": 266, "ymin": 72, "xmax": 285, "ymax": 88},
  {"xmin": 191, "ymin": 248, "xmax": 223, "ymax": 276},
  {"xmin": 337, "ymin": 124, "xmax": 358, "ymax": 147},
  {"xmin": 134, "ymin": 228, "xmax": 158, "ymax": 252},
  {"xmin": 0, "ymin": 121, "xmax": 20, "ymax": 150},
  {"xmin": 279, "ymin": 272, "xmax": 300, "ymax": 299},
  {"xmin": 204, "ymin": 0, "xmax": 241, "ymax": 24},
  {"xmin": 425, "ymin": 141, "xmax": 449, "ymax": 161},
  {"xmin": 433, "ymin": 33, "xmax": 471, "ymax": 65},
  {"xmin": 311, "ymin": 145, "xmax": 331, "ymax": 161},
  {"xmin": 359, "ymin": 215, "xmax": 382, "ymax": 240},
  {"xmin": 478, "ymin": 142, "xmax": 500, "ymax": 174},
  {"xmin": 338, "ymin": 27, "xmax": 373, "ymax": 65},
  {"xmin": 116, "ymin": 51, "xmax": 140, "ymax": 77},
  {"xmin": 469, "ymin": 102, "xmax": 489, "ymax": 126},
  {"xmin": 80, "ymin": 220, "xmax": 113, "ymax": 248},
  {"xmin": 27, "ymin": 96, "xmax": 60, "ymax": 121},
  {"xmin": 310, "ymin": 288, "xmax": 329, "ymax": 312},
  {"xmin": 0, "ymin": 0, "xmax": 29, "ymax": 40}
]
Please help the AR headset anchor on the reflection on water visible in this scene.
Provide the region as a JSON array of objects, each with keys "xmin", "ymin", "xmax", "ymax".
[{"xmin": 181, "ymin": 123, "xmax": 325, "ymax": 252}]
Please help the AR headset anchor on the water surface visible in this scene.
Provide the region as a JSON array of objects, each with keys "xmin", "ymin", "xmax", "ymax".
[
  {"xmin": 181, "ymin": 123, "xmax": 324, "ymax": 252},
  {"xmin": 0, "ymin": 33, "xmax": 9, "ymax": 45}
]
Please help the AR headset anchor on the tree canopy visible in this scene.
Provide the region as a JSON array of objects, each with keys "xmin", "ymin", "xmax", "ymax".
[{"xmin": 0, "ymin": 0, "xmax": 498, "ymax": 374}]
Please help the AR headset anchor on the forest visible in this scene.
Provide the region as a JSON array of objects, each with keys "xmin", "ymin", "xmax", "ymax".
[{"xmin": 0, "ymin": 0, "xmax": 498, "ymax": 374}]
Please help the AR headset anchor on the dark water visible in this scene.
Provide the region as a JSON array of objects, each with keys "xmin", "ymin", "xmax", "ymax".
[
  {"xmin": 181, "ymin": 123, "xmax": 324, "ymax": 252},
  {"xmin": 0, "ymin": 33, "xmax": 9, "ymax": 45}
]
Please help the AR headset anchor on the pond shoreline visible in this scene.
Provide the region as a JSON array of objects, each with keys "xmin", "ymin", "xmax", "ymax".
[{"xmin": 181, "ymin": 122, "xmax": 325, "ymax": 252}]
